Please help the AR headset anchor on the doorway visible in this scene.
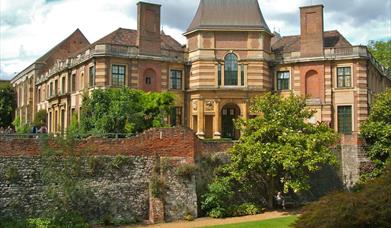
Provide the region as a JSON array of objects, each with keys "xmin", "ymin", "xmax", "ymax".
[{"xmin": 221, "ymin": 103, "xmax": 240, "ymax": 139}]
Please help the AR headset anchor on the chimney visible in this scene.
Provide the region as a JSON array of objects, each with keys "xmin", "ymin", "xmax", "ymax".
[
  {"xmin": 137, "ymin": 2, "xmax": 161, "ymax": 55},
  {"xmin": 300, "ymin": 5, "xmax": 324, "ymax": 57}
]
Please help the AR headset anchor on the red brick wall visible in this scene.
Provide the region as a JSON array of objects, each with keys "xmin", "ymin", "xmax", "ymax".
[
  {"xmin": 138, "ymin": 60, "xmax": 162, "ymax": 92},
  {"xmin": 0, "ymin": 127, "xmax": 197, "ymax": 162},
  {"xmin": 300, "ymin": 5, "xmax": 324, "ymax": 57},
  {"xmin": 0, "ymin": 127, "xmax": 236, "ymax": 162}
]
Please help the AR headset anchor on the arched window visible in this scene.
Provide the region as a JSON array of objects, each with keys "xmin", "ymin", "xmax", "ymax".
[{"xmin": 224, "ymin": 53, "xmax": 238, "ymax": 86}]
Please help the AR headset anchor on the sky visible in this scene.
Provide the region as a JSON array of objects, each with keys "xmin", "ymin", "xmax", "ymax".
[{"xmin": 0, "ymin": 0, "xmax": 390, "ymax": 80}]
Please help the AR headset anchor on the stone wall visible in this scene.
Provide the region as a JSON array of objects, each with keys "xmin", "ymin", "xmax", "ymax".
[
  {"xmin": 0, "ymin": 155, "xmax": 197, "ymax": 223},
  {"xmin": 0, "ymin": 127, "xmax": 199, "ymax": 223}
]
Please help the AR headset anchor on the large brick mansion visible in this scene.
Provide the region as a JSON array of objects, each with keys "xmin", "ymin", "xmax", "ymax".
[{"xmin": 11, "ymin": 0, "xmax": 391, "ymax": 141}]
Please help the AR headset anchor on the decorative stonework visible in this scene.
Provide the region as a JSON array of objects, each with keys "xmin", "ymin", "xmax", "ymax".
[
  {"xmin": 205, "ymin": 100, "xmax": 214, "ymax": 112},
  {"xmin": 192, "ymin": 100, "xmax": 197, "ymax": 112}
]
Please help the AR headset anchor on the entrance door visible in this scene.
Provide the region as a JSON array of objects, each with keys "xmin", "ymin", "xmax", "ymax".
[{"xmin": 221, "ymin": 104, "xmax": 240, "ymax": 139}]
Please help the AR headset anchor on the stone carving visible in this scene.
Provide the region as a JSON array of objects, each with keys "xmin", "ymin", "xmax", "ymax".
[
  {"xmin": 205, "ymin": 100, "xmax": 214, "ymax": 111},
  {"xmin": 192, "ymin": 100, "xmax": 197, "ymax": 111}
]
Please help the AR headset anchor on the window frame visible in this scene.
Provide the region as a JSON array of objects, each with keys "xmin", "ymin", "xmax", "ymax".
[
  {"xmin": 170, "ymin": 69, "xmax": 183, "ymax": 90},
  {"xmin": 89, "ymin": 65, "xmax": 95, "ymax": 88},
  {"xmin": 276, "ymin": 71, "xmax": 290, "ymax": 91},
  {"xmin": 111, "ymin": 65, "xmax": 126, "ymax": 87},
  {"xmin": 224, "ymin": 53, "xmax": 238, "ymax": 86},
  {"xmin": 337, "ymin": 66, "xmax": 352, "ymax": 88},
  {"xmin": 337, "ymin": 105, "xmax": 353, "ymax": 134}
]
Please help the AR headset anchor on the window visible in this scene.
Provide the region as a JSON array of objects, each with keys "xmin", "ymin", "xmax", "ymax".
[
  {"xmin": 54, "ymin": 80, "xmax": 58, "ymax": 95},
  {"xmin": 170, "ymin": 107, "xmax": 182, "ymax": 126},
  {"xmin": 338, "ymin": 106, "xmax": 352, "ymax": 134},
  {"xmin": 71, "ymin": 74, "xmax": 76, "ymax": 92},
  {"xmin": 112, "ymin": 65, "xmax": 125, "ymax": 87},
  {"xmin": 170, "ymin": 70, "xmax": 182, "ymax": 90},
  {"xmin": 337, "ymin": 67, "xmax": 351, "ymax": 88},
  {"xmin": 49, "ymin": 82, "xmax": 53, "ymax": 97},
  {"xmin": 241, "ymin": 64, "xmax": 245, "ymax": 86},
  {"xmin": 145, "ymin": 76, "xmax": 152, "ymax": 85},
  {"xmin": 224, "ymin": 53, "xmax": 238, "ymax": 86},
  {"xmin": 81, "ymin": 73, "xmax": 84, "ymax": 89},
  {"xmin": 37, "ymin": 88, "xmax": 41, "ymax": 102},
  {"xmin": 218, "ymin": 63, "xmax": 222, "ymax": 86},
  {"xmin": 89, "ymin": 66, "xmax": 95, "ymax": 87},
  {"xmin": 61, "ymin": 77, "xmax": 66, "ymax": 94},
  {"xmin": 277, "ymin": 71, "xmax": 290, "ymax": 90}
]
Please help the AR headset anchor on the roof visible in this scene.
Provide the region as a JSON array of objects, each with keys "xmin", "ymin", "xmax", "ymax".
[
  {"xmin": 186, "ymin": 0, "xmax": 270, "ymax": 34},
  {"xmin": 86, "ymin": 28, "xmax": 183, "ymax": 52},
  {"xmin": 37, "ymin": 29, "xmax": 90, "ymax": 63},
  {"xmin": 11, "ymin": 29, "xmax": 90, "ymax": 83},
  {"xmin": 272, "ymin": 30, "xmax": 352, "ymax": 53}
]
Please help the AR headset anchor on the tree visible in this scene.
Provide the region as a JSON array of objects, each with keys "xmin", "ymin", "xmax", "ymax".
[
  {"xmin": 202, "ymin": 93, "xmax": 339, "ymax": 215},
  {"xmin": 0, "ymin": 85, "xmax": 16, "ymax": 128},
  {"xmin": 34, "ymin": 110, "xmax": 47, "ymax": 127},
  {"xmin": 360, "ymin": 89, "xmax": 391, "ymax": 180},
  {"xmin": 368, "ymin": 40, "xmax": 391, "ymax": 69},
  {"xmin": 80, "ymin": 88, "xmax": 174, "ymax": 134}
]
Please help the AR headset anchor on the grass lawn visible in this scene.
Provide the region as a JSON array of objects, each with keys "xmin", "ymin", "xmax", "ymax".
[{"xmin": 203, "ymin": 215, "xmax": 298, "ymax": 228}]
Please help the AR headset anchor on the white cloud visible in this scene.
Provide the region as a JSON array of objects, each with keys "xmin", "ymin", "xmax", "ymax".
[{"xmin": 0, "ymin": 0, "xmax": 389, "ymax": 80}]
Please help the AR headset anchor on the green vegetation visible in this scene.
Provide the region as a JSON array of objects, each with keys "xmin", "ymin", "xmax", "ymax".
[
  {"xmin": 39, "ymin": 131, "xmax": 92, "ymax": 227},
  {"xmin": 294, "ymin": 162, "xmax": 391, "ymax": 228},
  {"xmin": 4, "ymin": 166, "xmax": 20, "ymax": 183},
  {"xmin": 368, "ymin": 40, "xmax": 391, "ymax": 69},
  {"xmin": 33, "ymin": 110, "xmax": 47, "ymax": 127},
  {"xmin": 202, "ymin": 93, "xmax": 339, "ymax": 217},
  {"xmin": 360, "ymin": 89, "xmax": 391, "ymax": 181},
  {"xmin": 13, "ymin": 116, "xmax": 31, "ymax": 133},
  {"xmin": 175, "ymin": 163, "xmax": 197, "ymax": 180},
  {"xmin": 80, "ymin": 88, "xmax": 174, "ymax": 135},
  {"xmin": 0, "ymin": 85, "xmax": 16, "ymax": 128},
  {"xmin": 204, "ymin": 215, "xmax": 298, "ymax": 228}
]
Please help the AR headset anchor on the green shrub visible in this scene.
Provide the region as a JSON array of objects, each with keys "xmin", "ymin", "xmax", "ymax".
[
  {"xmin": 184, "ymin": 213, "xmax": 194, "ymax": 221},
  {"xmin": 160, "ymin": 157, "xmax": 173, "ymax": 173},
  {"xmin": 149, "ymin": 174, "xmax": 166, "ymax": 198},
  {"xmin": 232, "ymin": 203, "xmax": 259, "ymax": 216},
  {"xmin": 175, "ymin": 163, "xmax": 197, "ymax": 179},
  {"xmin": 0, "ymin": 217, "xmax": 30, "ymax": 228},
  {"xmin": 28, "ymin": 218, "xmax": 50, "ymax": 228},
  {"xmin": 294, "ymin": 162, "xmax": 391, "ymax": 228},
  {"xmin": 4, "ymin": 166, "xmax": 19, "ymax": 182},
  {"xmin": 201, "ymin": 177, "xmax": 234, "ymax": 218},
  {"xmin": 110, "ymin": 155, "xmax": 127, "ymax": 170},
  {"xmin": 87, "ymin": 156, "xmax": 104, "ymax": 175},
  {"xmin": 208, "ymin": 207, "xmax": 226, "ymax": 218},
  {"xmin": 49, "ymin": 211, "xmax": 89, "ymax": 228}
]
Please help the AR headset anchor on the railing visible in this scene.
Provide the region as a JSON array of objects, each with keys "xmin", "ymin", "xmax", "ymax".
[{"xmin": 275, "ymin": 46, "xmax": 390, "ymax": 78}]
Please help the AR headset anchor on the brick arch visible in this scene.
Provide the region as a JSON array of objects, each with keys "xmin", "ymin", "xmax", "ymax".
[
  {"xmin": 143, "ymin": 68, "xmax": 157, "ymax": 92},
  {"xmin": 305, "ymin": 70, "xmax": 320, "ymax": 99}
]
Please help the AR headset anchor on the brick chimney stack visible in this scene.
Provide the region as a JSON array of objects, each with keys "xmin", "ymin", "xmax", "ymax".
[
  {"xmin": 137, "ymin": 2, "xmax": 161, "ymax": 55},
  {"xmin": 300, "ymin": 5, "xmax": 324, "ymax": 57}
]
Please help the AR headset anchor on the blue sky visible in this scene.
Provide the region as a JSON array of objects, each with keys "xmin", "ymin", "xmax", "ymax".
[{"xmin": 0, "ymin": 0, "xmax": 390, "ymax": 80}]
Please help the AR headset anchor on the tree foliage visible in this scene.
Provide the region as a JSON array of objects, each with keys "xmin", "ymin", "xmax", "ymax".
[
  {"xmin": 294, "ymin": 162, "xmax": 391, "ymax": 228},
  {"xmin": 202, "ymin": 93, "xmax": 339, "ymax": 216},
  {"xmin": 79, "ymin": 88, "xmax": 174, "ymax": 134},
  {"xmin": 360, "ymin": 89, "xmax": 391, "ymax": 180},
  {"xmin": 33, "ymin": 110, "xmax": 47, "ymax": 127},
  {"xmin": 368, "ymin": 40, "xmax": 391, "ymax": 69},
  {"xmin": 0, "ymin": 85, "xmax": 16, "ymax": 128}
]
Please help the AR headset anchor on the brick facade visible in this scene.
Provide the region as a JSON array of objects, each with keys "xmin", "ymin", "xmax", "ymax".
[{"xmin": 10, "ymin": 1, "xmax": 391, "ymax": 144}]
